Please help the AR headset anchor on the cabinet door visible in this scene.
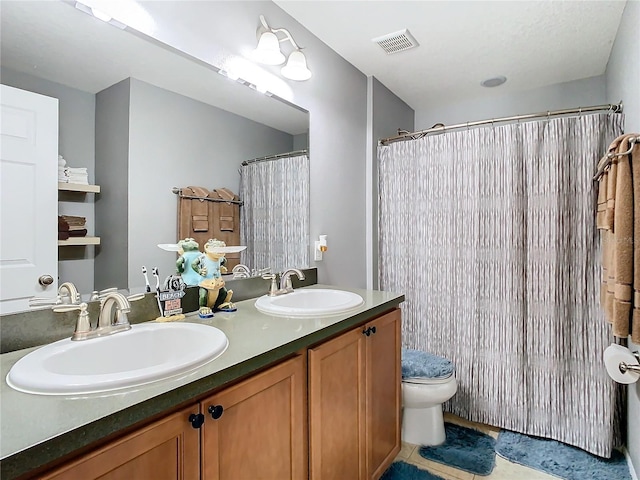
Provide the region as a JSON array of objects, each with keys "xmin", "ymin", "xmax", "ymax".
[
  {"xmin": 309, "ymin": 326, "xmax": 367, "ymax": 480},
  {"xmin": 201, "ymin": 355, "xmax": 307, "ymax": 480},
  {"xmin": 41, "ymin": 405, "xmax": 200, "ymax": 480},
  {"xmin": 366, "ymin": 309, "xmax": 402, "ymax": 480}
]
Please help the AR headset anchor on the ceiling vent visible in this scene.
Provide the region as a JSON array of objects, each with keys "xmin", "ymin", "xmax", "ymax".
[{"xmin": 372, "ymin": 29, "xmax": 419, "ymax": 55}]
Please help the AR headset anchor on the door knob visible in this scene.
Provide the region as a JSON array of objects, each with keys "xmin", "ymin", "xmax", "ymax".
[{"xmin": 38, "ymin": 275, "xmax": 54, "ymax": 286}]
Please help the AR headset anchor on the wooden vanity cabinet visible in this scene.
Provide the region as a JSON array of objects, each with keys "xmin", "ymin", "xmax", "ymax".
[
  {"xmin": 200, "ymin": 355, "xmax": 307, "ymax": 480},
  {"xmin": 37, "ymin": 309, "xmax": 400, "ymax": 480},
  {"xmin": 40, "ymin": 356, "xmax": 306, "ymax": 480},
  {"xmin": 308, "ymin": 308, "xmax": 401, "ymax": 480},
  {"xmin": 40, "ymin": 405, "xmax": 200, "ymax": 480}
]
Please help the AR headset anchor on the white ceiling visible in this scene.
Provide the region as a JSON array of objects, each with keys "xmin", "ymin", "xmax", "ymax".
[
  {"xmin": 275, "ymin": 0, "xmax": 627, "ymax": 111},
  {"xmin": 0, "ymin": 1, "xmax": 309, "ymax": 135}
]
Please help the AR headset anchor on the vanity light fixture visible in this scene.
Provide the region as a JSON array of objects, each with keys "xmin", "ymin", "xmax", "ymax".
[{"xmin": 251, "ymin": 15, "xmax": 312, "ymax": 81}]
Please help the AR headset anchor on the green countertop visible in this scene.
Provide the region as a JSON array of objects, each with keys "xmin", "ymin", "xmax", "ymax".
[{"xmin": 0, "ymin": 285, "xmax": 403, "ymax": 479}]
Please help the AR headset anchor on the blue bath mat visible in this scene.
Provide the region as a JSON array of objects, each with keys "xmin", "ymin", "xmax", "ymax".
[
  {"xmin": 418, "ymin": 422, "xmax": 496, "ymax": 475},
  {"xmin": 496, "ymin": 430, "xmax": 631, "ymax": 480},
  {"xmin": 381, "ymin": 461, "xmax": 445, "ymax": 480}
]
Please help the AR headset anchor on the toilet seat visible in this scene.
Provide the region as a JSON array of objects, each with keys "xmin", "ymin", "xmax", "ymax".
[{"xmin": 403, "ymin": 374, "xmax": 454, "ymax": 385}]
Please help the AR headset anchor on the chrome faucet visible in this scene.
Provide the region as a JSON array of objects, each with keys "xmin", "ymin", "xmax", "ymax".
[
  {"xmin": 279, "ymin": 268, "xmax": 305, "ymax": 293},
  {"xmin": 58, "ymin": 282, "xmax": 80, "ymax": 304},
  {"xmin": 52, "ymin": 291, "xmax": 144, "ymax": 341},
  {"xmin": 29, "ymin": 281, "xmax": 80, "ymax": 308},
  {"xmin": 232, "ymin": 264, "xmax": 251, "ymax": 279},
  {"xmin": 98, "ymin": 292, "xmax": 134, "ymax": 331}
]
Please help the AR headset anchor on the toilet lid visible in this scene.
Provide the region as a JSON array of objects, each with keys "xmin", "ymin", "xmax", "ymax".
[{"xmin": 401, "ymin": 348, "xmax": 454, "ymax": 381}]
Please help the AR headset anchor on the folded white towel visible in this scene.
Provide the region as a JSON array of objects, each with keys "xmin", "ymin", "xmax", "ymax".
[{"xmin": 67, "ymin": 167, "xmax": 88, "ymax": 174}]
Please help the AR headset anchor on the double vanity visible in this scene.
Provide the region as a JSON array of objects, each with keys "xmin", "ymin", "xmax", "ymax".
[{"xmin": 0, "ymin": 283, "xmax": 404, "ymax": 479}]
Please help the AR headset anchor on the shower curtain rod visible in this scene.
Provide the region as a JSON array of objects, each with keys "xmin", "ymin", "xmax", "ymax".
[
  {"xmin": 241, "ymin": 149, "xmax": 308, "ymax": 166},
  {"xmin": 379, "ymin": 102, "xmax": 624, "ymax": 146}
]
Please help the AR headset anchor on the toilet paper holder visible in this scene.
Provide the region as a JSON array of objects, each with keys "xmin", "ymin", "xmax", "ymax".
[{"xmin": 619, "ymin": 351, "xmax": 640, "ymax": 374}]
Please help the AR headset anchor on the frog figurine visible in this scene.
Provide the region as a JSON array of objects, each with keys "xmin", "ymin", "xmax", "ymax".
[
  {"xmin": 175, "ymin": 238, "xmax": 202, "ymax": 287},
  {"xmin": 193, "ymin": 238, "xmax": 236, "ymax": 316}
]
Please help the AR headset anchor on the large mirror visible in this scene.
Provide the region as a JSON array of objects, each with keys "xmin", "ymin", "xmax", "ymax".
[{"xmin": 0, "ymin": 1, "xmax": 310, "ymax": 298}]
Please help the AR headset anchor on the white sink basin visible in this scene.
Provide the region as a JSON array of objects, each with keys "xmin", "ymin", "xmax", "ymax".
[
  {"xmin": 255, "ymin": 288, "xmax": 364, "ymax": 317},
  {"xmin": 6, "ymin": 322, "xmax": 228, "ymax": 395}
]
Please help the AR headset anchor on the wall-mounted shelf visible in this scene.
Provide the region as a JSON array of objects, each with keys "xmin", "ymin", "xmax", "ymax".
[
  {"xmin": 58, "ymin": 237, "xmax": 101, "ymax": 246},
  {"xmin": 58, "ymin": 183, "xmax": 101, "ymax": 193},
  {"xmin": 58, "ymin": 183, "xmax": 101, "ymax": 246}
]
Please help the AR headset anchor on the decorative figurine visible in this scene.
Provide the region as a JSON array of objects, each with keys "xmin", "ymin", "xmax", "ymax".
[
  {"xmin": 193, "ymin": 239, "xmax": 236, "ymax": 316},
  {"xmin": 175, "ymin": 238, "xmax": 203, "ymax": 287}
]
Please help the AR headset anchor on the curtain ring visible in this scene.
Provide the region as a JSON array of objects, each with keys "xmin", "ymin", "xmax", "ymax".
[{"xmin": 547, "ymin": 111, "xmax": 550, "ymax": 122}]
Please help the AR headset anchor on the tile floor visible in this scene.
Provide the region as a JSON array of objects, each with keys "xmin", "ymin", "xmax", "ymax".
[{"xmin": 394, "ymin": 413, "xmax": 559, "ymax": 480}]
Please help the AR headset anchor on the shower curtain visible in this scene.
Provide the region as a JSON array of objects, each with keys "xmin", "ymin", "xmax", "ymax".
[
  {"xmin": 240, "ymin": 153, "xmax": 310, "ymax": 273},
  {"xmin": 378, "ymin": 113, "xmax": 624, "ymax": 457}
]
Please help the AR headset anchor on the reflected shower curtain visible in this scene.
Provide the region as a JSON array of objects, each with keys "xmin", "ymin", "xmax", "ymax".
[
  {"xmin": 240, "ymin": 153, "xmax": 310, "ymax": 273},
  {"xmin": 378, "ymin": 113, "xmax": 624, "ymax": 456}
]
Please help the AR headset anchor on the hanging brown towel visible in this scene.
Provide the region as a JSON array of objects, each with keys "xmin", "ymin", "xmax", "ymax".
[
  {"xmin": 213, "ymin": 188, "xmax": 237, "ymax": 232},
  {"xmin": 597, "ymin": 134, "xmax": 640, "ymax": 343},
  {"xmin": 187, "ymin": 186, "xmax": 211, "ymax": 232}
]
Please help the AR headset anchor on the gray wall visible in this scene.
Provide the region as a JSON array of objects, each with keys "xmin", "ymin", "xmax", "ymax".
[
  {"xmin": 368, "ymin": 77, "xmax": 414, "ymax": 289},
  {"xmin": 95, "ymin": 79, "xmax": 131, "ymax": 291},
  {"xmin": 605, "ymin": 0, "xmax": 640, "ymax": 474},
  {"xmin": 136, "ymin": 1, "xmax": 369, "ymax": 289},
  {"xmin": 125, "ymin": 78, "xmax": 294, "ymax": 289},
  {"xmin": 415, "ymin": 75, "xmax": 607, "ymax": 130},
  {"xmin": 292, "ymin": 133, "xmax": 308, "ymax": 150},
  {"xmin": 1, "ymin": 67, "xmax": 97, "ymax": 291}
]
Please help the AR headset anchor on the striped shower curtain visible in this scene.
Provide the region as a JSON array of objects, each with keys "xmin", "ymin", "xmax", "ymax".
[
  {"xmin": 239, "ymin": 153, "xmax": 310, "ymax": 273},
  {"xmin": 378, "ymin": 113, "xmax": 624, "ymax": 457}
]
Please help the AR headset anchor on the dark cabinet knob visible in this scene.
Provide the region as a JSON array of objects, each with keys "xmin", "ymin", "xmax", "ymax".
[
  {"xmin": 362, "ymin": 326, "xmax": 377, "ymax": 336},
  {"xmin": 189, "ymin": 413, "xmax": 205, "ymax": 429},
  {"xmin": 208, "ymin": 404, "xmax": 224, "ymax": 419}
]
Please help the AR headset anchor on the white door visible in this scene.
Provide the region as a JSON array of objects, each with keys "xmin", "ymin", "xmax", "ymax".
[{"xmin": 0, "ymin": 84, "xmax": 58, "ymax": 314}]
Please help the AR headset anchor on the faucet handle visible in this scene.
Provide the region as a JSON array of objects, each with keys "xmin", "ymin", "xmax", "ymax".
[
  {"xmin": 53, "ymin": 302, "xmax": 92, "ymax": 340},
  {"xmin": 97, "ymin": 287, "xmax": 118, "ymax": 299},
  {"xmin": 52, "ymin": 302, "xmax": 85, "ymax": 313},
  {"xmin": 127, "ymin": 293, "xmax": 145, "ymax": 302},
  {"xmin": 262, "ymin": 274, "xmax": 279, "ymax": 296},
  {"xmin": 29, "ymin": 296, "xmax": 62, "ymax": 307}
]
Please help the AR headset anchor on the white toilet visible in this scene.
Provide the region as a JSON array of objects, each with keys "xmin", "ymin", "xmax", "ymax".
[{"xmin": 401, "ymin": 349, "xmax": 457, "ymax": 446}]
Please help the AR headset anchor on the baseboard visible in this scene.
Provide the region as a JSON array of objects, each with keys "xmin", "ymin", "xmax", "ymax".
[{"xmin": 625, "ymin": 448, "xmax": 639, "ymax": 480}]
